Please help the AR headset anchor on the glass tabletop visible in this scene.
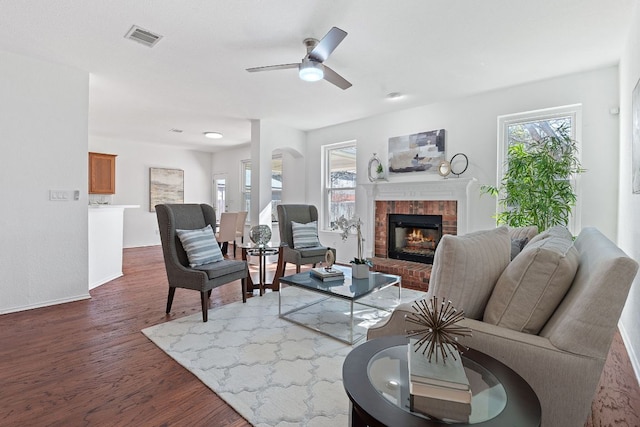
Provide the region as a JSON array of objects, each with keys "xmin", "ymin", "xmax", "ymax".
[
  {"xmin": 238, "ymin": 244, "xmax": 279, "ymax": 255},
  {"xmin": 367, "ymin": 344, "xmax": 507, "ymax": 424},
  {"xmin": 278, "ymin": 265, "xmax": 400, "ymax": 301}
]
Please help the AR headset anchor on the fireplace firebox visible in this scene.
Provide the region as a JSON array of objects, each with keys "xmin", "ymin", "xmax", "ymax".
[{"xmin": 387, "ymin": 214, "xmax": 442, "ymax": 264}]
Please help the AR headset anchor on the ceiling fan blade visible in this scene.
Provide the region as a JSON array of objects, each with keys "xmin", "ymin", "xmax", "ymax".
[
  {"xmin": 308, "ymin": 27, "xmax": 347, "ymax": 62},
  {"xmin": 323, "ymin": 65, "xmax": 352, "ymax": 90},
  {"xmin": 246, "ymin": 63, "xmax": 299, "ymax": 73}
]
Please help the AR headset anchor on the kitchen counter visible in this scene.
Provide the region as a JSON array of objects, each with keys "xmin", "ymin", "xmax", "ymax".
[{"xmin": 88, "ymin": 205, "xmax": 139, "ymax": 289}]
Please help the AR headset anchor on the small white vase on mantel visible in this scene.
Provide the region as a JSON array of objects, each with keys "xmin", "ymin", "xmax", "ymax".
[{"xmin": 352, "ymin": 263, "xmax": 370, "ymax": 279}]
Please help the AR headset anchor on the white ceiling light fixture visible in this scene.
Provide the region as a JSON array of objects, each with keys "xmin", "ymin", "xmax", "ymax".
[
  {"xmin": 386, "ymin": 92, "xmax": 404, "ymax": 100},
  {"xmin": 299, "ymin": 58, "xmax": 324, "ymax": 82},
  {"xmin": 204, "ymin": 131, "xmax": 223, "ymax": 139},
  {"xmin": 246, "ymin": 28, "xmax": 351, "ymax": 90}
]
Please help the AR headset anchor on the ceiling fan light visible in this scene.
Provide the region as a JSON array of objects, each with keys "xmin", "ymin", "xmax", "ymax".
[{"xmin": 299, "ymin": 59, "xmax": 324, "ymax": 82}]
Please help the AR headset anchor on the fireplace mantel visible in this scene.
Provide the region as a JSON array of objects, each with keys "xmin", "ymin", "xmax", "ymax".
[{"xmin": 361, "ymin": 177, "xmax": 478, "ymax": 257}]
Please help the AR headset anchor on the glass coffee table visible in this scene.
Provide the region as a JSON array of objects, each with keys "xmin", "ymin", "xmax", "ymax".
[
  {"xmin": 343, "ymin": 335, "xmax": 541, "ymax": 426},
  {"xmin": 278, "ymin": 265, "xmax": 401, "ymax": 344}
]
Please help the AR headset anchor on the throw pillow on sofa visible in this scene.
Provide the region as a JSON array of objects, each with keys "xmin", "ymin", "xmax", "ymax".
[
  {"xmin": 527, "ymin": 225, "xmax": 573, "ymax": 246},
  {"xmin": 508, "ymin": 225, "xmax": 538, "ymax": 242},
  {"xmin": 483, "ymin": 233, "xmax": 579, "ymax": 334},
  {"xmin": 427, "ymin": 226, "xmax": 511, "ymax": 320}
]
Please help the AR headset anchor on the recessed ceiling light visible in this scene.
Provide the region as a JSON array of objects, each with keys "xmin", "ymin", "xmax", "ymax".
[
  {"xmin": 386, "ymin": 92, "xmax": 404, "ymax": 100},
  {"xmin": 204, "ymin": 132, "xmax": 223, "ymax": 139}
]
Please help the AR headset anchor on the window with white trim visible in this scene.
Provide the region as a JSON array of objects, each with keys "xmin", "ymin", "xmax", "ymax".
[
  {"xmin": 240, "ymin": 159, "xmax": 251, "ymax": 221},
  {"xmin": 323, "ymin": 141, "xmax": 357, "ymax": 230},
  {"xmin": 497, "ymin": 104, "xmax": 582, "ymax": 233}
]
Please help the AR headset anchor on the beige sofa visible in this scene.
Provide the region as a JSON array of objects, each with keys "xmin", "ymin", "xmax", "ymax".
[{"xmin": 368, "ymin": 227, "xmax": 638, "ymax": 427}]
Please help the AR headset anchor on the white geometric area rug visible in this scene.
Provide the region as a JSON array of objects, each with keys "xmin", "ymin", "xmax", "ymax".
[{"xmin": 142, "ymin": 286, "xmax": 425, "ymax": 427}]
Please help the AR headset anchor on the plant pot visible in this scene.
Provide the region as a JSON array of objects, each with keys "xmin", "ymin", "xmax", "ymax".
[{"xmin": 352, "ymin": 264, "xmax": 370, "ymax": 279}]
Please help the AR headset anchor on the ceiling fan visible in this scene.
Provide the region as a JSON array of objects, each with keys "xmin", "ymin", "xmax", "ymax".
[{"xmin": 246, "ymin": 27, "xmax": 352, "ymax": 90}]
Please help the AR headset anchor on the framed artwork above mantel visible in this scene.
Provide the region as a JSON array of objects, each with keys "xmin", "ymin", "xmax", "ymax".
[
  {"xmin": 149, "ymin": 167, "xmax": 184, "ymax": 212},
  {"xmin": 388, "ymin": 129, "xmax": 446, "ymax": 176}
]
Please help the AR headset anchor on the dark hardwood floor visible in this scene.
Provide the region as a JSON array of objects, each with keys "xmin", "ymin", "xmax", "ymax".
[{"xmin": 1, "ymin": 246, "xmax": 639, "ymax": 426}]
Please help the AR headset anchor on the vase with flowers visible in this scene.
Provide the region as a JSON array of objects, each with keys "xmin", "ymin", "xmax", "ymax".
[{"xmin": 335, "ymin": 216, "xmax": 371, "ymax": 278}]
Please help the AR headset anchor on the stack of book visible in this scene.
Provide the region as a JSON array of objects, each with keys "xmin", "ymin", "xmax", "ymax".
[
  {"xmin": 310, "ymin": 267, "xmax": 344, "ymax": 281},
  {"xmin": 407, "ymin": 339, "xmax": 472, "ymax": 422}
]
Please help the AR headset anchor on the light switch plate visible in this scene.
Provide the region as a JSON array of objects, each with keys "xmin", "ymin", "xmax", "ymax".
[{"xmin": 49, "ymin": 190, "xmax": 71, "ymax": 201}]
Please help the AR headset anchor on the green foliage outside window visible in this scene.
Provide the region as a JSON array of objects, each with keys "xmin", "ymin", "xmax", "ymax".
[{"xmin": 482, "ymin": 124, "xmax": 585, "ymax": 231}]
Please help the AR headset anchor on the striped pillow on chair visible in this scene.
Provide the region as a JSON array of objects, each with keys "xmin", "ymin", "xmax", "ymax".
[
  {"xmin": 176, "ymin": 224, "xmax": 224, "ymax": 267},
  {"xmin": 291, "ymin": 220, "xmax": 321, "ymax": 248}
]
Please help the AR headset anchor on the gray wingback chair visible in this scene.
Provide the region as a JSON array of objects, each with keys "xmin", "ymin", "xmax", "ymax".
[
  {"xmin": 156, "ymin": 204, "xmax": 248, "ymax": 322},
  {"xmin": 277, "ymin": 204, "xmax": 336, "ymax": 273}
]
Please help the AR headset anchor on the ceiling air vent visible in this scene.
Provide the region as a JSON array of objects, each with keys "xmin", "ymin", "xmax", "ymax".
[{"xmin": 125, "ymin": 25, "xmax": 162, "ymax": 47}]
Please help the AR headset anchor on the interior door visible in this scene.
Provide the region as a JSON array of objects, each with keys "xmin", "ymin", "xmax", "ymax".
[{"xmin": 213, "ymin": 174, "xmax": 227, "ymax": 216}]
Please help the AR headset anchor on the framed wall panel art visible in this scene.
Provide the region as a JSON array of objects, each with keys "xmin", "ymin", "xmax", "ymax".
[
  {"xmin": 388, "ymin": 129, "xmax": 446, "ymax": 176},
  {"xmin": 149, "ymin": 167, "xmax": 184, "ymax": 212}
]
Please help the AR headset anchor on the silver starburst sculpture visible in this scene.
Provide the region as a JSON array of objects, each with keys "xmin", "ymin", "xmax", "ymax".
[{"xmin": 406, "ymin": 296, "xmax": 473, "ymax": 363}]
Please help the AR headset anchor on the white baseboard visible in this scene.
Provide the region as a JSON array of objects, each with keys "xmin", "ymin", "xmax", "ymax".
[
  {"xmin": 619, "ymin": 322, "xmax": 640, "ymax": 386},
  {"xmin": 0, "ymin": 293, "xmax": 91, "ymax": 315},
  {"xmin": 89, "ymin": 272, "xmax": 123, "ymax": 290}
]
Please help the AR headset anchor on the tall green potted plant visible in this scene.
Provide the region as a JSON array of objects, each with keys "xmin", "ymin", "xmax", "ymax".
[{"xmin": 482, "ymin": 125, "xmax": 585, "ymax": 231}]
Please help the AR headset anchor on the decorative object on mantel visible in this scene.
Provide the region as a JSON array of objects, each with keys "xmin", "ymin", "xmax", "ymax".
[
  {"xmin": 367, "ymin": 152, "xmax": 386, "ymax": 182},
  {"xmin": 249, "ymin": 224, "xmax": 272, "ymax": 247},
  {"xmin": 449, "ymin": 153, "xmax": 469, "ymax": 177},
  {"xmin": 388, "ymin": 129, "xmax": 445, "ymax": 176},
  {"xmin": 406, "ymin": 296, "xmax": 472, "ymax": 363},
  {"xmin": 335, "ymin": 216, "xmax": 371, "ymax": 278},
  {"xmin": 437, "ymin": 159, "xmax": 451, "ymax": 177}
]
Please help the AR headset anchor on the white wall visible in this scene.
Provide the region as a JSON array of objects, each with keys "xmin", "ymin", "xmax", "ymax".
[
  {"xmin": 89, "ymin": 137, "xmax": 213, "ymax": 248},
  {"xmin": 306, "ymin": 66, "xmax": 620, "ymax": 263},
  {"xmin": 617, "ymin": 1, "xmax": 640, "ymax": 381},
  {"xmin": 0, "ymin": 50, "xmax": 90, "ymax": 314}
]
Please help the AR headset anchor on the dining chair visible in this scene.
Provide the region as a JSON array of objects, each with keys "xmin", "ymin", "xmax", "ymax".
[
  {"xmin": 215, "ymin": 212, "xmax": 238, "ymax": 256},
  {"xmin": 233, "ymin": 211, "xmax": 248, "ymax": 258}
]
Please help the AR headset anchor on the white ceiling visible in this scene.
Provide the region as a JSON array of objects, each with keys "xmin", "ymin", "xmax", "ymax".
[{"xmin": 0, "ymin": 0, "xmax": 634, "ymax": 152}]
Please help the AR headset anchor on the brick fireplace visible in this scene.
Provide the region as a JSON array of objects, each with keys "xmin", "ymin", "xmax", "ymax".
[
  {"xmin": 363, "ymin": 178, "xmax": 477, "ymax": 292},
  {"xmin": 372, "ymin": 200, "xmax": 457, "ymax": 291},
  {"xmin": 374, "ymin": 200, "xmax": 458, "ymax": 258}
]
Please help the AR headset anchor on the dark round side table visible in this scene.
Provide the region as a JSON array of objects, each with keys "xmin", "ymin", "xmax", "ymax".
[{"xmin": 343, "ymin": 335, "xmax": 541, "ymax": 426}]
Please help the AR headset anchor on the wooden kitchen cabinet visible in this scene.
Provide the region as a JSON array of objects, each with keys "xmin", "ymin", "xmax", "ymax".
[{"xmin": 89, "ymin": 152, "xmax": 117, "ymax": 194}]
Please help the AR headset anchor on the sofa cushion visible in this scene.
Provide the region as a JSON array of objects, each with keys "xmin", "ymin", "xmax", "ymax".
[
  {"xmin": 427, "ymin": 227, "xmax": 511, "ymax": 320},
  {"xmin": 292, "ymin": 220, "xmax": 321, "ymax": 248},
  {"xmin": 483, "ymin": 235, "xmax": 579, "ymax": 334},
  {"xmin": 176, "ymin": 224, "xmax": 224, "ymax": 267},
  {"xmin": 193, "ymin": 258, "xmax": 247, "ymax": 280}
]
